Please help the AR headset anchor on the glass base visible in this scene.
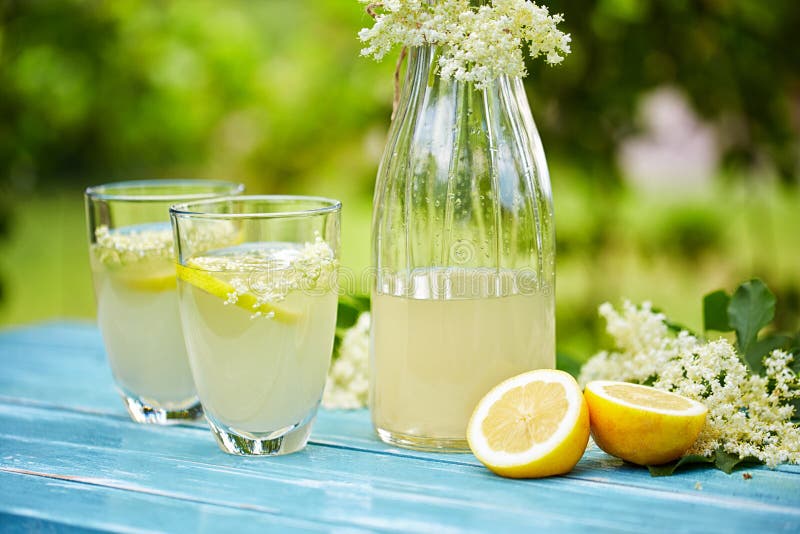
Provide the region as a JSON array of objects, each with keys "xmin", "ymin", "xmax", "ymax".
[
  {"xmin": 205, "ymin": 410, "xmax": 317, "ymax": 456},
  {"xmin": 121, "ymin": 393, "xmax": 203, "ymax": 424},
  {"xmin": 375, "ymin": 427, "xmax": 471, "ymax": 453}
]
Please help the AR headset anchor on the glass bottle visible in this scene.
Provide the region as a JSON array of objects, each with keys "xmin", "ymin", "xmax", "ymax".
[{"xmin": 369, "ymin": 45, "xmax": 556, "ymax": 452}]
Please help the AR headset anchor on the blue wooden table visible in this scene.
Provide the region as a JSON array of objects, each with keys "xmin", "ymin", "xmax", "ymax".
[{"xmin": 1, "ymin": 322, "xmax": 799, "ymax": 532}]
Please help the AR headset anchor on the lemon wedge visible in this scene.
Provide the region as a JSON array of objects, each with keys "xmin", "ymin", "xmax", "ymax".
[
  {"xmin": 584, "ymin": 380, "xmax": 708, "ymax": 466},
  {"xmin": 111, "ymin": 264, "xmax": 177, "ymax": 292},
  {"xmin": 176, "ymin": 263, "xmax": 299, "ymax": 324},
  {"xmin": 467, "ymin": 369, "xmax": 590, "ymax": 478}
]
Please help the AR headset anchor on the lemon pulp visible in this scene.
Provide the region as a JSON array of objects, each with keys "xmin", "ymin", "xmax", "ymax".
[
  {"xmin": 584, "ymin": 380, "xmax": 708, "ymax": 465},
  {"xmin": 604, "ymin": 383, "xmax": 695, "ymax": 411},
  {"xmin": 483, "ymin": 381, "xmax": 568, "ymax": 453},
  {"xmin": 467, "ymin": 369, "xmax": 590, "ymax": 479}
]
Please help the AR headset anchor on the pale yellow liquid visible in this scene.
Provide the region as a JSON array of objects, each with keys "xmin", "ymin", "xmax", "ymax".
[
  {"xmin": 92, "ymin": 259, "xmax": 196, "ymax": 407},
  {"xmin": 178, "ymin": 245, "xmax": 337, "ymax": 433},
  {"xmin": 370, "ymin": 269, "xmax": 554, "ymax": 447}
]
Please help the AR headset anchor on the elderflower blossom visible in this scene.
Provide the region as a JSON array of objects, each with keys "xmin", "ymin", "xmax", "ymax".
[
  {"xmin": 323, "ymin": 312, "xmax": 371, "ymax": 409},
  {"xmin": 358, "ymin": 0, "xmax": 571, "ymax": 87},
  {"xmin": 93, "ymin": 224, "xmax": 174, "ymax": 265},
  {"xmin": 579, "ymin": 301, "xmax": 800, "ymax": 468},
  {"xmin": 188, "ymin": 234, "xmax": 337, "ymax": 320}
]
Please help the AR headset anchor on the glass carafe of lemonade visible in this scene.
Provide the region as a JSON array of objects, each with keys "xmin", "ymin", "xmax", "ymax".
[{"xmin": 370, "ymin": 45, "xmax": 556, "ymax": 452}]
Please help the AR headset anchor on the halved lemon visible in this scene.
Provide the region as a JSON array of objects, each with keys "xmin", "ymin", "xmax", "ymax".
[
  {"xmin": 176, "ymin": 263, "xmax": 299, "ymax": 324},
  {"xmin": 584, "ymin": 380, "xmax": 708, "ymax": 466},
  {"xmin": 467, "ymin": 369, "xmax": 590, "ymax": 479}
]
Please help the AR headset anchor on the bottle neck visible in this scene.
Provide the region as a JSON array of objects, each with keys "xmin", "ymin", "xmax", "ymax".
[{"xmin": 401, "ymin": 44, "xmax": 520, "ymax": 95}]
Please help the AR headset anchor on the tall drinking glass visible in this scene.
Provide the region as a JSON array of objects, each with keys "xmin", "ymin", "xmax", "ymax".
[
  {"xmin": 170, "ymin": 196, "xmax": 340, "ymax": 456},
  {"xmin": 85, "ymin": 179, "xmax": 244, "ymax": 424}
]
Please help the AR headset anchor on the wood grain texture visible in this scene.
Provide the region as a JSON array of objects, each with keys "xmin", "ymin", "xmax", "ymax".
[{"xmin": 1, "ymin": 322, "xmax": 799, "ymax": 532}]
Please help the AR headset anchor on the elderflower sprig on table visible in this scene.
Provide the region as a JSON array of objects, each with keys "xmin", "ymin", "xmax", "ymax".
[
  {"xmin": 358, "ymin": 0, "xmax": 571, "ymax": 87},
  {"xmin": 579, "ymin": 283, "xmax": 800, "ymax": 472}
]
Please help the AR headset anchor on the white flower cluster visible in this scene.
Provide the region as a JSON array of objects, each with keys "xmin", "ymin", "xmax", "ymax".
[
  {"xmin": 323, "ymin": 312, "xmax": 371, "ymax": 409},
  {"xmin": 358, "ymin": 0, "xmax": 571, "ymax": 87},
  {"xmin": 94, "ymin": 222, "xmax": 241, "ymax": 267},
  {"xmin": 93, "ymin": 224, "xmax": 174, "ymax": 266},
  {"xmin": 189, "ymin": 234, "xmax": 337, "ymax": 320},
  {"xmin": 579, "ymin": 301, "xmax": 800, "ymax": 467}
]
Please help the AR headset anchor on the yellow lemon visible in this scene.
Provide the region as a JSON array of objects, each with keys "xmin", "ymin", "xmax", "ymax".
[
  {"xmin": 176, "ymin": 263, "xmax": 299, "ymax": 324},
  {"xmin": 111, "ymin": 262, "xmax": 177, "ymax": 292},
  {"xmin": 467, "ymin": 369, "xmax": 590, "ymax": 479},
  {"xmin": 584, "ymin": 380, "xmax": 708, "ymax": 466}
]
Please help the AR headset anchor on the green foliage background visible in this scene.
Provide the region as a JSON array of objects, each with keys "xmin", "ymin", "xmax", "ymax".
[{"xmin": 0, "ymin": 0, "xmax": 798, "ymax": 362}]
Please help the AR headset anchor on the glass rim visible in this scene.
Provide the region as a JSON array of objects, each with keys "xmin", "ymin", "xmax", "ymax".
[
  {"xmin": 170, "ymin": 195, "xmax": 342, "ymax": 220},
  {"xmin": 85, "ymin": 179, "xmax": 245, "ymax": 203}
]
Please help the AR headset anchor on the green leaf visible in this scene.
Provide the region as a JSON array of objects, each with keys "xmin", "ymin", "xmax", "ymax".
[
  {"xmin": 336, "ymin": 301, "xmax": 361, "ymax": 330},
  {"xmin": 556, "ymin": 351, "xmax": 583, "ymax": 377},
  {"xmin": 745, "ymin": 334, "xmax": 794, "ymax": 374},
  {"xmin": 788, "ymin": 332, "xmax": 800, "ymax": 364},
  {"xmin": 664, "ymin": 319, "xmax": 694, "ymax": 336},
  {"xmin": 648, "ymin": 449, "xmax": 762, "ymax": 476},
  {"xmin": 336, "ymin": 294, "xmax": 370, "ymax": 330},
  {"xmin": 652, "ymin": 306, "xmax": 695, "ymax": 335},
  {"xmin": 791, "ymin": 398, "xmax": 800, "ymax": 424},
  {"xmin": 713, "ymin": 449, "xmax": 761, "ymax": 474},
  {"xmin": 791, "ymin": 348, "xmax": 800, "ymax": 375},
  {"xmin": 727, "ymin": 279, "xmax": 775, "ymax": 364},
  {"xmin": 648, "ymin": 454, "xmax": 714, "ymax": 476},
  {"xmin": 703, "ymin": 289, "xmax": 731, "ymax": 332}
]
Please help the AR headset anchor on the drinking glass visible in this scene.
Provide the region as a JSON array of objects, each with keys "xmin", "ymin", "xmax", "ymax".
[
  {"xmin": 85, "ymin": 179, "xmax": 244, "ymax": 424},
  {"xmin": 170, "ymin": 196, "xmax": 340, "ymax": 456}
]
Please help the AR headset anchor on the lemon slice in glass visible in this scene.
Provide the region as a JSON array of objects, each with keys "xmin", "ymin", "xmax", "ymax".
[
  {"xmin": 176, "ymin": 263, "xmax": 299, "ymax": 324},
  {"xmin": 467, "ymin": 369, "xmax": 590, "ymax": 479},
  {"xmin": 110, "ymin": 262, "xmax": 177, "ymax": 292},
  {"xmin": 584, "ymin": 380, "xmax": 708, "ymax": 466}
]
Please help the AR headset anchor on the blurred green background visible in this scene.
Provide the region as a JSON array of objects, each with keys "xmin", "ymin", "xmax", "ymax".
[{"xmin": 0, "ymin": 0, "xmax": 798, "ymax": 363}]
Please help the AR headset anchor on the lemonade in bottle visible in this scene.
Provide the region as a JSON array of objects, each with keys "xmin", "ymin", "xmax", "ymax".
[{"xmin": 371, "ymin": 269, "xmax": 554, "ymax": 446}]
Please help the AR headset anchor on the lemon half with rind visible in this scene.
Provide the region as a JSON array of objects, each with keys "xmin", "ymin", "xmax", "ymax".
[
  {"xmin": 176, "ymin": 263, "xmax": 299, "ymax": 324},
  {"xmin": 584, "ymin": 380, "xmax": 708, "ymax": 466},
  {"xmin": 467, "ymin": 369, "xmax": 590, "ymax": 479}
]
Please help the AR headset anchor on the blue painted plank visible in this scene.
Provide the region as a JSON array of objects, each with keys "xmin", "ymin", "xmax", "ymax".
[
  {"xmin": 0, "ymin": 343, "xmax": 122, "ymax": 415},
  {"xmin": 1, "ymin": 402, "xmax": 799, "ymax": 533},
  {"xmin": 1, "ymin": 324, "xmax": 797, "ymax": 496},
  {"xmin": 313, "ymin": 409, "xmax": 800, "ymax": 482},
  {"xmin": 2, "ymin": 322, "xmax": 800, "ymax": 533},
  {"xmin": 0, "ymin": 471, "xmax": 348, "ymax": 533},
  {"xmin": 0, "ymin": 320, "xmax": 101, "ymax": 349}
]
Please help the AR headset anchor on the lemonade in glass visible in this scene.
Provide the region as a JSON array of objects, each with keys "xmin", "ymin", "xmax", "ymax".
[
  {"xmin": 85, "ymin": 180, "xmax": 243, "ymax": 423},
  {"xmin": 171, "ymin": 196, "xmax": 340, "ymax": 455}
]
